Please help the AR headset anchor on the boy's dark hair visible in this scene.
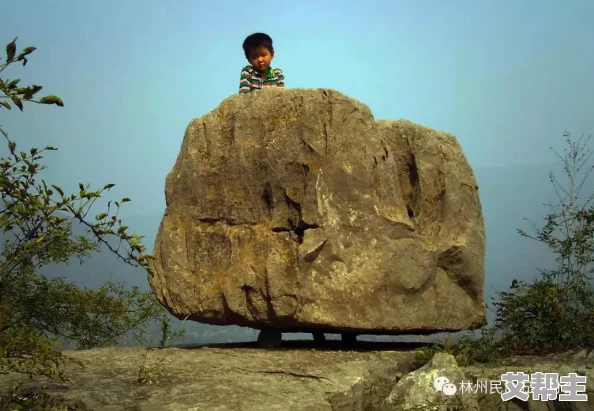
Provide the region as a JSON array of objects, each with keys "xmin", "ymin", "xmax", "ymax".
[{"xmin": 242, "ymin": 33, "xmax": 274, "ymax": 59}]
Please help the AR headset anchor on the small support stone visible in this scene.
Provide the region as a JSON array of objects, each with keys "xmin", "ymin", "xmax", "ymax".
[
  {"xmin": 257, "ymin": 329, "xmax": 282, "ymax": 348},
  {"xmin": 312, "ymin": 332, "xmax": 326, "ymax": 343},
  {"xmin": 341, "ymin": 332, "xmax": 357, "ymax": 347}
]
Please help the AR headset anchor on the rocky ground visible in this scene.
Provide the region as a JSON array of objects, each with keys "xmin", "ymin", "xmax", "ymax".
[{"xmin": 0, "ymin": 340, "xmax": 592, "ymax": 410}]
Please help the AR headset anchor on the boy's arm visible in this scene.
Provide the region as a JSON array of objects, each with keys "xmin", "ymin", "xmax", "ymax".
[
  {"xmin": 277, "ymin": 69, "xmax": 285, "ymax": 88},
  {"xmin": 239, "ymin": 68, "xmax": 251, "ymax": 94}
]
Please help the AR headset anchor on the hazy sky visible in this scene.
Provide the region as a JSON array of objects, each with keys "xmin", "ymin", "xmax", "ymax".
[{"xmin": 2, "ymin": 0, "xmax": 593, "ymax": 218}]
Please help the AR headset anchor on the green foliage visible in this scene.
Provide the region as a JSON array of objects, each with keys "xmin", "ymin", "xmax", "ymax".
[
  {"xmin": 493, "ymin": 276, "xmax": 594, "ymax": 354},
  {"xmin": 450, "ymin": 328, "xmax": 504, "ymax": 365},
  {"xmin": 1, "ymin": 37, "xmax": 63, "ymax": 117},
  {"xmin": 158, "ymin": 315, "xmax": 186, "ymax": 348},
  {"xmin": 0, "ymin": 36, "xmax": 184, "ymax": 409},
  {"xmin": 414, "ymin": 328, "xmax": 504, "ymax": 368},
  {"xmin": 494, "ymin": 132, "xmax": 594, "ymax": 354}
]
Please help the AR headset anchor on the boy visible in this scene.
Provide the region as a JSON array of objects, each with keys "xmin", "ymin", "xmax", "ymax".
[{"xmin": 239, "ymin": 33, "xmax": 284, "ymax": 94}]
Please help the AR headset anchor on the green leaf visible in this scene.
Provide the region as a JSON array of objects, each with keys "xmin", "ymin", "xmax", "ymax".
[
  {"xmin": 22, "ymin": 85, "xmax": 43, "ymax": 100},
  {"xmin": 8, "ymin": 79, "xmax": 20, "ymax": 88},
  {"xmin": 0, "ymin": 101, "xmax": 10, "ymax": 110},
  {"xmin": 11, "ymin": 96, "xmax": 23, "ymax": 111},
  {"xmin": 16, "ymin": 46, "xmax": 36, "ymax": 60},
  {"xmin": 121, "ymin": 197, "xmax": 131, "ymax": 203},
  {"xmin": 103, "ymin": 183, "xmax": 115, "ymax": 190},
  {"xmin": 96, "ymin": 212, "xmax": 108, "ymax": 220},
  {"xmin": 50, "ymin": 184, "xmax": 64, "ymax": 197},
  {"xmin": 39, "ymin": 95, "xmax": 64, "ymax": 107},
  {"xmin": 79, "ymin": 183, "xmax": 84, "ymax": 191},
  {"xmin": 6, "ymin": 38, "xmax": 17, "ymax": 61}
]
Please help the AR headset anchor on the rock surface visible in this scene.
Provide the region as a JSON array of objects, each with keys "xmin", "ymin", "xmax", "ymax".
[
  {"xmin": 383, "ymin": 350, "xmax": 594, "ymax": 411},
  {"xmin": 0, "ymin": 342, "xmax": 417, "ymax": 411},
  {"xmin": 149, "ymin": 88, "xmax": 486, "ymax": 334},
  {"xmin": 382, "ymin": 352, "xmax": 480, "ymax": 410},
  {"xmin": 1, "ymin": 344, "xmax": 592, "ymax": 411}
]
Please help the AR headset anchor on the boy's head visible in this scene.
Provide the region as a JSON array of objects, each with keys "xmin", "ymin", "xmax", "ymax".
[{"xmin": 242, "ymin": 33, "xmax": 274, "ymax": 75}]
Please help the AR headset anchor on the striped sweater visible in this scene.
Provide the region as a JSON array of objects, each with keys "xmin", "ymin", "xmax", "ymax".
[{"xmin": 239, "ymin": 65, "xmax": 284, "ymax": 94}]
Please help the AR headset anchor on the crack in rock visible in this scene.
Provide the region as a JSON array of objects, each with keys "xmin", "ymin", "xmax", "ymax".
[{"xmin": 257, "ymin": 370, "xmax": 335, "ymax": 384}]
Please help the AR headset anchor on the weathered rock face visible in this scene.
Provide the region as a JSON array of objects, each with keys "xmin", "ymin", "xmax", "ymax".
[
  {"xmin": 148, "ymin": 88, "xmax": 486, "ymax": 334},
  {"xmin": 2, "ymin": 347, "xmax": 593, "ymax": 410},
  {"xmin": 0, "ymin": 344, "xmax": 419, "ymax": 411}
]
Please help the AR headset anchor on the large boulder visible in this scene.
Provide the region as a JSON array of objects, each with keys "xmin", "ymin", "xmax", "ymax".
[{"xmin": 148, "ymin": 88, "xmax": 486, "ymax": 334}]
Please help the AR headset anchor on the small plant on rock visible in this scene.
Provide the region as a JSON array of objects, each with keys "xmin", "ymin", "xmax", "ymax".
[{"xmin": 135, "ymin": 315, "xmax": 188, "ymax": 385}]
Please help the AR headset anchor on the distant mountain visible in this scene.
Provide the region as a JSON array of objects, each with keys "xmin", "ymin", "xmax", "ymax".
[{"xmin": 29, "ymin": 161, "xmax": 586, "ymax": 345}]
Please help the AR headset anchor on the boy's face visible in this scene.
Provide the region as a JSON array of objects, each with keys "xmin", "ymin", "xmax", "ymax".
[{"xmin": 248, "ymin": 46, "xmax": 274, "ymax": 75}]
